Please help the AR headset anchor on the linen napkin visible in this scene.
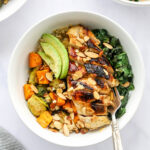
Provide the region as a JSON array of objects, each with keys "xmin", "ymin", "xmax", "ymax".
[{"xmin": 0, "ymin": 127, "xmax": 25, "ymax": 150}]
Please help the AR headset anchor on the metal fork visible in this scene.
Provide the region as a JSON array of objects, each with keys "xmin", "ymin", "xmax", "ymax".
[{"xmin": 110, "ymin": 87, "xmax": 123, "ymax": 150}]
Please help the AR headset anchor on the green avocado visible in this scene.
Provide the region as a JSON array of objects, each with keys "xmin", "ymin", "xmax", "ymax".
[
  {"xmin": 40, "ymin": 42, "xmax": 62, "ymax": 79},
  {"xmin": 42, "ymin": 34, "xmax": 69, "ymax": 79}
]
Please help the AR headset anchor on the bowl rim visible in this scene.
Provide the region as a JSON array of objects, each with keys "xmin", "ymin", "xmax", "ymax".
[
  {"xmin": 0, "ymin": 0, "xmax": 27, "ymax": 22},
  {"xmin": 113, "ymin": 0, "xmax": 150, "ymax": 6},
  {"xmin": 8, "ymin": 10, "xmax": 145, "ymax": 147}
]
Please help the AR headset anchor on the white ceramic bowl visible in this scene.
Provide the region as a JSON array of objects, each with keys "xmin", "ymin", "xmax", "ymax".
[
  {"xmin": 113, "ymin": 0, "xmax": 150, "ymax": 6},
  {"xmin": 8, "ymin": 11, "xmax": 145, "ymax": 147},
  {"xmin": 0, "ymin": 0, "xmax": 26, "ymax": 22}
]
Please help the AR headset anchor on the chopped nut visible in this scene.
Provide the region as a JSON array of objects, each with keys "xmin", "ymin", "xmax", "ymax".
[
  {"xmin": 84, "ymin": 36, "xmax": 90, "ymax": 42},
  {"xmin": 76, "ymin": 84, "xmax": 85, "ymax": 90},
  {"xmin": 53, "ymin": 114, "xmax": 61, "ymax": 121},
  {"xmin": 75, "ymin": 49, "xmax": 79, "ymax": 53},
  {"xmin": 55, "ymin": 106, "xmax": 60, "ymax": 110},
  {"xmin": 93, "ymin": 91, "xmax": 100, "ymax": 99},
  {"xmin": 121, "ymin": 82, "xmax": 130, "ymax": 87},
  {"xmin": 57, "ymin": 93, "xmax": 66, "ymax": 100},
  {"xmin": 83, "ymin": 57, "xmax": 91, "ymax": 62},
  {"xmin": 54, "ymin": 121, "xmax": 63, "ymax": 130},
  {"xmin": 72, "ymin": 71, "xmax": 83, "ymax": 80},
  {"xmin": 53, "ymin": 100, "xmax": 57, "ymax": 103},
  {"xmin": 76, "ymin": 52, "xmax": 86, "ymax": 57},
  {"xmin": 120, "ymin": 96, "xmax": 124, "ymax": 100},
  {"xmin": 84, "ymin": 51, "xmax": 99, "ymax": 58},
  {"xmin": 103, "ymin": 69, "xmax": 109, "ymax": 76},
  {"xmin": 59, "ymin": 83, "xmax": 66, "ymax": 89},
  {"xmin": 30, "ymin": 84, "xmax": 38, "ymax": 93},
  {"xmin": 76, "ymin": 120, "xmax": 85, "ymax": 128},
  {"xmin": 63, "ymin": 124, "xmax": 70, "ymax": 136},
  {"xmin": 76, "ymin": 37, "xmax": 85, "ymax": 44},
  {"xmin": 68, "ymin": 87, "xmax": 74, "ymax": 92},
  {"xmin": 103, "ymin": 42, "xmax": 113, "ymax": 49},
  {"xmin": 70, "ymin": 113, "xmax": 74, "ymax": 120},
  {"xmin": 45, "ymin": 72, "xmax": 53, "ymax": 81},
  {"xmin": 87, "ymin": 78, "xmax": 96, "ymax": 85},
  {"xmin": 56, "ymin": 88, "xmax": 63, "ymax": 94}
]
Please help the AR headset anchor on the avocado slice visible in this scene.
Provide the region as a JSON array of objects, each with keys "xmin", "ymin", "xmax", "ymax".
[
  {"xmin": 40, "ymin": 42, "xmax": 62, "ymax": 79},
  {"xmin": 42, "ymin": 34, "xmax": 69, "ymax": 79}
]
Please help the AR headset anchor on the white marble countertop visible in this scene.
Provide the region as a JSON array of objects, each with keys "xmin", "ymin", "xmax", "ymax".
[{"xmin": 0, "ymin": 0, "xmax": 150, "ymax": 149}]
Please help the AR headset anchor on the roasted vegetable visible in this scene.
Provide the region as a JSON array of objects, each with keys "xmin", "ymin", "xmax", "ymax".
[
  {"xmin": 29, "ymin": 52, "xmax": 42, "ymax": 68},
  {"xmin": 36, "ymin": 69, "xmax": 50, "ymax": 84},
  {"xmin": 49, "ymin": 79, "xmax": 65, "ymax": 90},
  {"xmin": 27, "ymin": 95, "xmax": 47, "ymax": 117},
  {"xmin": 49, "ymin": 92, "xmax": 65, "ymax": 106},
  {"xmin": 36, "ymin": 85, "xmax": 48, "ymax": 97},
  {"xmin": 37, "ymin": 111, "xmax": 52, "ymax": 128},
  {"xmin": 92, "ymin": 29, "xmax": 134, "ymax": 118},
  {"xmin": 24, "ymin": 84, "xmax": 34, "ymax": 100},
  {"xmin": 29, "ymin": 67, "xmax": 39, "ymax": 84},
  {"xmin": 57, "ymin": 97, "xmax": 66, "ymax": 106}
]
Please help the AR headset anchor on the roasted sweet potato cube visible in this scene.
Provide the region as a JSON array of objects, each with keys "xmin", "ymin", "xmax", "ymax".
[
  {"xmin": 37, "ymin": 111, "xmax": 52, "ymax": 128},
  {"xmin": 29, "ymin": 52, "xmax": 42, "ymax": 68},
  {"xmin": 23, "ymin": 84, "xmax": 34, "ymax": 100},
  {"xmin": 36, "ymin": 70, "xmax": 50, "ymax": 84}
]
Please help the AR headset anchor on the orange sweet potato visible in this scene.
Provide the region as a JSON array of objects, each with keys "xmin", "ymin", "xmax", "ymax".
[
  {"xmin": 57, "ymin": 97, "xmax": 65, "ymax": 106},
  {"xmin": 49, "ymin": 92, "xmax": 57, "ymax": 100},
  {"xmin": 29, "ymin": 52, "xmax": 42, "ymax": 68},
  {"xmin": 62, "ymin": 101, "xmax": 71, "ymax": 110},
  {"xmin": 36, "ymin": 69, "xmax": 50, "ymax": 84},
  {"xmin": 23, "ymin": 84, "xmax": 34, "ymax": 100},
  {"xmin": 37, "ymin": 111, "xmax": 52, "ymax": 128}
]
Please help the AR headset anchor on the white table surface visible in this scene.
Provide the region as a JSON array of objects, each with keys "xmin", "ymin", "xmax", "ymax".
[{"xmin": 0, "ymin": 0, "xmax": 150, "ymax": 149}]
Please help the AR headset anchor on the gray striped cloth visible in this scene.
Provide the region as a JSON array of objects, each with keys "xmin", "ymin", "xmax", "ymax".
[{"xmin": 0, "ymin": 127, "xmax": 25, "ymax": 150}]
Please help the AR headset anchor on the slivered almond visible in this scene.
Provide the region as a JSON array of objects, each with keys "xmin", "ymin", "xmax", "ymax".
[
  {"xmin": 63, "ymin": 124, "xmax": 70, "ymax": 136},
  {"xmin": 84, "ymin": 51, "xmax": 99, "ymax": 58},
  {"xmin": 103, "ymin": 69, "xmax": 109, "ymax": 76},
  {"xmin": 83, "ymin": 57, "xmax": 91, "ymax": 62},
  {"xmin": 93, "ymin": 91, "xmax": 100, "ymax": 99},
  {"xmin": 120, "ymin": 96, "xmax": 124, "ymax": 100},
  {"xmin": 72, "ymin": 71, "xmax": 83, "ymax": 80},
  {"xmin": 84, "ymin": 36, "xmax": 90, "ymax": 42},
  {"xmin": 76, "ymin": 37, "xmax": 85, "ymax": 44},
  {"xmin": 76, "ymin": 52, "xmax": 86, "ymax": 57},
  {"xmin": 67, "ymin": 87, "xmax": 74, "ymax": 92},
  {"xmin": 56, "ymin": 88, "xmax": 63, "ymax": 94},
  {"xmin": 46, "ymin": 72, "xmax": 53, "ymax": 81},
  {"xmin": 53, "ymin": 114, "xmax": 61, "ymax": 121},
  {"xmin": 121, "ymin": 82, "xmax": 130, "ymax": 87},
  {"xmin": 75, "ymin": 49, "xmax": 79, "ymax": 53},
  {"xmin": 57, "ymin": 93, "xmax": 66, "ymax": 100},
  {"xmin": 103, "ymin": 42, "xmax": 113, "ymax": 49},
  {"xmin": 54, "ymin": 121, "xmax": 63, "ymax": 130},
  {"xmin": 87, "ymin": 78, "xmax": 96, "ymax": 85},
  {"xmin": 30, "ymin": 84, "xmax": 38, "ymax": 93}
]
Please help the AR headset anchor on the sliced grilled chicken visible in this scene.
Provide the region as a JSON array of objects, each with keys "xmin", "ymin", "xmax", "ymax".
[
  {"xmin": 66, "ymin": 25, "xmax": 119, "ymax": 130},
  {"xmin": 79, "ymin": 115, "xmax": 111, "ymax": 130}
]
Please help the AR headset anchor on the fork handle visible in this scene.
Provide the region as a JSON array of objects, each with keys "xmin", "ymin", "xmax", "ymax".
[{"xmin": 111, "ymin": 114, "xmax": 123, "ymax": 150}]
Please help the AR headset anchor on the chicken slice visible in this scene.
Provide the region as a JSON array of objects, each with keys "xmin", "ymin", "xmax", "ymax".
[{"xmin": 79, "ymin": 115, "xmax": 110, "ymax": 130}]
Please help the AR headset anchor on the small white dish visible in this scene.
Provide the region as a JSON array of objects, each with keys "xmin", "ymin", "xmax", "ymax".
[
  {"xmin": 0, "ymin": 0, "xmax": 26, "ymax": 22},
  {"xmin": 8, "ymin": 11, "xmax": 145, "ymax": 147},
  {"xmin": 113, "ymin": 0, "xmax": 150, "ymax": 6}
]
